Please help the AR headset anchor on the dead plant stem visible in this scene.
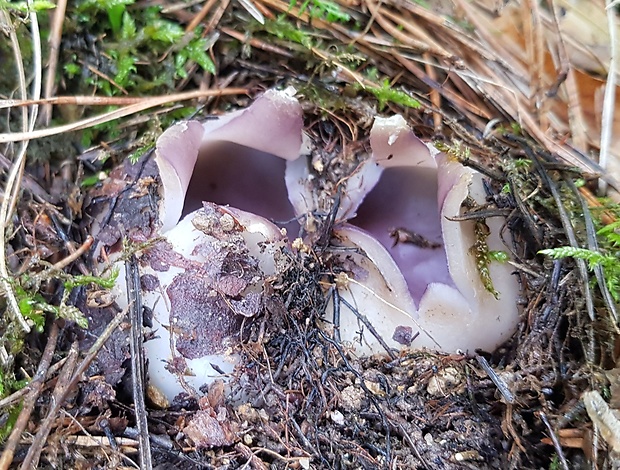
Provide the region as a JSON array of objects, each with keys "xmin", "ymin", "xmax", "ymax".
[
  {"xmin": 598, "ymin": 0, "xmax": 618, "ymax": 195},
  {"xmin": 0, "ymin": 6, "xmax": 41, "ymax": 335},
  {"xmin": 20, "ymin": 341, "xmax": 79, "ymax": 469},
  {"xmin": 41, "ymin": 0, "xmax": 68, "ymax": 125},
  {"xmin": 125, "ymin": 257, "xmax": 152, "ymax": 470},
  {"xmin": 0, "ymin": 88, "xmax": 248, "ymax": 143},
  {"xmin": 51, "ymin": 235, "xmax": 94, "ymax": 271},
  {"xmin": 19, "ymin": 308, "xmax": 127, "ymax": 467},
  {"xmin": 0, "ymin": 322, "xmax": 59, "ymax": 470}
]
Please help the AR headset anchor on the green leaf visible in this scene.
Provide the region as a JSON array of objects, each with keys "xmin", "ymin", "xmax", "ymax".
[
  {"xmin": 366, "ymin": 79, "xmax": 420, "ymax": 110},
  {"xmin": 80, "ymin": 171, "xmax": 107, "ymax": 188},
  {"xmin": 16, "ymin": 297, "xmax": 45, "ymax": 333},
  {"xmin": 291, "ymin": 0, "xmax": 350, "ymax": 23},
  {"xmin": 266, "ymin": 16, "xmax": 314, "ymax": 48},
  {"xmin": 58, "ymin": 305, "xmax": 89, "ymax": 329},
  {"xmin": 79, "ymin": 0, "xmax": 134, "ymax": 11},
  {"xmin": 107, "ymin": 3, "xmax": 125, "ymax": 35},
  {"xmin": 128, "ymin": 143, "xmax": 154, "ymax": 164},
  {"xmin": 174, "ymin": 52, "xmax": 189, "ymax": 79},
  {"xmin": 539, "ymin": 246, "xmax": 620, "ymax": 301},
  {"xmin": 0, "ymin": 405, "xmax": 22, "ymax": 441},
  {"xmin": 488, "ymin": 251, "xmax": 509, "ymax": 263},
  {"xmin": 513, "ymin": 158, "xmax": 531, "ymax": 169},
  {"xmin": 539, "ymin": 247, "xmax": 609, "ymax": 270},
  {"xmin": 310, "ymin": 0, "xmax": 350, "ymax": 22},
  {"xmin": 597, "ymin": 221, "xmax": 620, "ymax": 248},
  {"xmin": 63, "ymin": 63, "xmax": 81, "ymax": 79}
]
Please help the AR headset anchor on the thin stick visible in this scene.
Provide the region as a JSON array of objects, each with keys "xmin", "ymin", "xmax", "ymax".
[
  {"xmin": 186, "ymin": 0, "xmax": 218, "ymax": 33},
  {"xmin": 475, "ymin": 354, "xmax": 515, "ymax": 404},
  {"xmin": 598, "ymin": 0, "xmax": 618, "ymax": 195},
  {"xmin": 20, "ymin": 342, "xmax": 79, "ymax": 470},
  {"xmin": 51, "ymin": 235, "xmax": 94, "ymax": 270},
  {"xmin": 125, "ymin": 257, "xmax": 153, "ymax": 470},
  {"xmin": 0, "ymin": 7, "xmax": 37, "ymax": 334},
  {"xmin": 339, "ymin": 295, "xmax": 397, "ymax": 360},
  {"xmin": 0, "ymin": 355, "xmax": 69, "ymax": 409},
  {"xmin": 539, "ymin": 411, "xmax": 570, "ymax": 470},
  {"xmin": 396, "ymin": 424, "xmax": 432, "ymax": 470},
  {"xmin": 41, "ymin": 0, "xmax": 68, "ymax": 124},
  {"xmin": 72, "ymin": 308, "xmax": 129, "ymax": 384},
  {"xmin": 0, "ymin": 323, "xmax": 59, "ymax": 470},
  {"xmin": 344, "ymin": 275, "xmax": 442, "ymax": 349},
  {"xmin": 1, "ymin": 96, "xmax": 160, "ymax": 108}
]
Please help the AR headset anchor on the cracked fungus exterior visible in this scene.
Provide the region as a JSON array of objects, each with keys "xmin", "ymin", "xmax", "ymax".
[
  {"xmin": 144, "ymin": 203, "xmax": 268, "ymax": 360},
  {"xmin": 167, "ymin": 273, "xmax": 241, "ymax": 359}
]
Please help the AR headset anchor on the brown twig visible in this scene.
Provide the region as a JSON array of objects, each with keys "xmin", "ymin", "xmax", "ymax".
[
  {"xmin": 0, "ymin": 322, "xmax": 59, "ymax": 470},
  {"xmin": 539, "ymin": 411, "xmax": 570, "ymax": 470},
  {"xmin": 51, "ymin": 235, "xmax": 94, "ymax": 271},
  {"xmin": 20, "ymin": 341, "xmax": 79, "ymax": 469},
  {"xmin": 185, "ymin": 0, "xmax": 218, "ymax": 33},
  {"xmin": 8, "ymin": 308, "xmax": 128, "ymax": 469},
  {"xmin": 0, "ymin": 355, "xmax": 68, "ymax": 409},
  {"xmin": 125, "ymin": 256, "xmax": 152, "ymax": 470},
  {"xmin": 40, "ymin": 0, "xmax": 68, "ymax": 125}
]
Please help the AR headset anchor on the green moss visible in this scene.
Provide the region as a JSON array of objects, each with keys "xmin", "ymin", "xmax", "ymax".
[
  {"xmin": 470, "ymin": 217, "xmax": 500, "ymax": 299},
  {"xmin": 0, "ymin": 404, "xmax": 22, "ymax": 442},
  {"xmin": 364, "ymin": 78, "xmax": 420, "ymax": 110},
  {"xmin": 264, "ymin": 15, "xmax": 316, "ymax": 48},
  {"xmin": 0, "ymin": 0, "xmax": 55, "ymax": 13},
  {"xmin": 292, "ymin": 0, "xmax": 351, "ymax": 23},
  {"xmin": 540, "ymin": 197, "xmax": 620, "ymax": 303}
]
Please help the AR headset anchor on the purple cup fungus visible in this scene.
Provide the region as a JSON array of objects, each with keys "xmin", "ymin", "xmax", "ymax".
[
  {"xmin": 113, "ymin": 89, "xmax": 519, "ymax": 402},
  {"xmin": 117, "ymin": 88, "xmax": 305, "ymax": 402},
  {"xmin": 323, "ymin": 115, "xmax": 520, "ymax": 355}
]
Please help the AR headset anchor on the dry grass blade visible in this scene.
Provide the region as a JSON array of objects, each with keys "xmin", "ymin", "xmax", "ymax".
[
  {"xmin": 0, "ymin": 88, "xmax": 249, "ymax": 143},
  {"xmin": 529, "ymin": 145, "xmax": 596, "ymax": 321},
  {"xmin": 567, "ymin": 179, "xmax": 619, "ymax": 325},
  {"xmin": 583, "ymin": 390, "xmax": 620, "ymax": 454},
  {"xmin": 599, "ymin": 0, "xmax": 619, "ymax": 194},
  {"xmin": 0, "ymin": 96, "xmax": 155, "ymax": 108},
  {"xmin": 0, "ymin": 8, "xmax": 35, "ymax": 335},
  {"xmin": 539, "ymin": 411, "xmax": 570, "ymax": 470},
  {"xmin": 237, "ymin": 0, "xmax": 265, "ymax": 24},
  {"xmin": 476, "ymin": 355, "xmax": 515, "ymax": 404}
]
